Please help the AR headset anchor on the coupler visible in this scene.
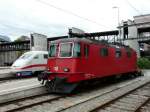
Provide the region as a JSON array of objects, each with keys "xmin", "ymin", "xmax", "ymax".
[
  {"xmin": 38, "ymin": 72, "xmax": 78, "ymax": 94},
  {"xmin": 37, "ymin": 71, "xmax": 50, "ymax": 84}
]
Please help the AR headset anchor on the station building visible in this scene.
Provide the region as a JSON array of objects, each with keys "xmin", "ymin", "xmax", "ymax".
[{"xmin": 121, "ymin": 14, "xmax": 150, "ymax": 57}]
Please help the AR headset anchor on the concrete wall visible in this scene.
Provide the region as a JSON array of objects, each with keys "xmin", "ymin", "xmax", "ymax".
[
  {"xmin": 143, "ymin": 43, "xmax": 150, "ymax": 51},
  {"xmin": 121, "ymin": 20, "xmax": 141, "ymax": 58},
  {"xmin": 30, "ymin": 33, "xmax": 47, "ymax": 51},
  {"xmin": 134, "ymin": 14, "xmax": 150, "ymax": 28},
  {"xmin": 0, "ymin": 50, "xmax": 28, "ymax": 66}
]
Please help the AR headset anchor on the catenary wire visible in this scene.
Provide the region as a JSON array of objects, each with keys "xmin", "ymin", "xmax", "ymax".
[{"xmin": 36, "ymin": 0, "xmax": 113, "ymax": 30}]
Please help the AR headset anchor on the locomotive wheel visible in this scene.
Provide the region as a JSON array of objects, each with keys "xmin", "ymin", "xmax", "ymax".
[{"xmin": 131, "ymin": 72, "xmax": 137, "ymax": 78}]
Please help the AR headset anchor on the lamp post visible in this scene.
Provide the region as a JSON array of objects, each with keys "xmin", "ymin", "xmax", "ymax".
[
  {"xmin": 113, "ymin": 6, "xmax": 121, "ymax": 43},
  {"xmin": 113, "ymin": 6, "xmax": 120, "ymax": 27}
]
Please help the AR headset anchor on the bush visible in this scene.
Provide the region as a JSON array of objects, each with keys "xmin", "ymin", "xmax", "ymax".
[{"xmin": 137, "ymin": 57, "xmax": 150, "ymax": 69}]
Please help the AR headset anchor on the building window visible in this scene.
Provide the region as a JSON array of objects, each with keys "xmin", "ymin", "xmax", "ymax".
[{"xmin": 100, "ymin": 48, "xmax": 108, "ymax": 56}]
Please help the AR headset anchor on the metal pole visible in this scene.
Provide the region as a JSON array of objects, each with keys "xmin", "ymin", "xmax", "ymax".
[
  {"xmin": 113, "ymin": 6, "xmax": 121, "ymax": 43},
  {"xmin": 113, "ymin": 6, "xmax": 120, "ymax": 27}
]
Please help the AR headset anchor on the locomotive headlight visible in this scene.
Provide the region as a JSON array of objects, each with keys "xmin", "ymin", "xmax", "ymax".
[
  {"xmin": 17, "ymin": 72, "xmax": 21, "ymax": 76},
  {"xmin": 54, "ymin": 66, "xmax": 58, "ymax": 71},
  {"xmin": 47, "ymin": 67, "xmax": 50, "ymax": 71},
  {"xmin": 64, "ymin": 68, "xmax": 70, "ymax": 72}
]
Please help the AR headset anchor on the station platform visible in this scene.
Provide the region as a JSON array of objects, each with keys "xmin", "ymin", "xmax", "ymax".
[
  {"xmin": 0, "ymin": 68, "xmax": 13, "ymax": 78},
  {"xmin": 0, "ymin": 78, "xmax": 47, "ymax": 104},
  {"xmin": 0, "ymin": 66, "xmax": 10, "ymax": 69}
]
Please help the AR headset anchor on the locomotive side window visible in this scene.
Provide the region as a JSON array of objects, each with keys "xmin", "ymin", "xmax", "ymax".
[
  {"xmin": 73, "ymin": 43, "xmax": 81, "ymax": 57},
  {"xmin": 100, "ymin": 48, "xmax": 108, "ymax": 56},
  {"xmin": 60, "ymin": 43, "xmax": 72, "ymax": 57},
  {"xmin": 49, "ymin": 44, "xmax": 57, "ymax": 57},
  {"xmin": 84, "ymin": 45, "xmax": 89, "ymax": 57},
  {"xmin": 34, "ymin": 55, "xmax": 39, "ymax": 59},
  {"xmin": 19, "ymin": 54, "xmax": 32, "ymax": 59},
  {"xmin": 126, "ymin": 49, "xmax": 131, "ymax": 57},
  {"xmin": 115, "ymin": 49, "xmax": 122, "ymax": 58}
]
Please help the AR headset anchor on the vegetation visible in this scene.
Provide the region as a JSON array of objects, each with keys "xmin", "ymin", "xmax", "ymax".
[
  {"xmin": 137, "ymin": 57, "xmax": 150, "ymax": 69},
  {"xmin": 14, "ymin": 35, "xmax": 29, "ymax": 58},
  {"xmin": 14, "ymin": 35, "xmax": 29, "ymax": 42}
]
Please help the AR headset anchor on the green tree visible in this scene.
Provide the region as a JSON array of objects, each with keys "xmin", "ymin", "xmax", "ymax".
[
  {"xmin": 14, "ymin": 35, "xmax": 29, "ymax": 58},
  {"xmin": 137, "ymin": 57, "xmax": 150, "ymax": 69}
]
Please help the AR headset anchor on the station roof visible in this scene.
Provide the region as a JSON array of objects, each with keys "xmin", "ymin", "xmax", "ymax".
[{"xmin": 69, "ymin": 30, "xmax": 119, "ymax": 37}]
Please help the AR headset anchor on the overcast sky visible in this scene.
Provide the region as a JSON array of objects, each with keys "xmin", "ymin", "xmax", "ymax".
[{"xmin": 0, "ymin": 0, "xmax": 150, "ymax": 41}]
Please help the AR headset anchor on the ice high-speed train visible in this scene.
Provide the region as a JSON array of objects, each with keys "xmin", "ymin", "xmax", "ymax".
[{"xmin": 11, "ymin": 51, "xmax": 48, "ymax": 76}]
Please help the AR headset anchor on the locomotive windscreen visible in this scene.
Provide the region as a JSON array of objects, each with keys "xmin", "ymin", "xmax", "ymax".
[
  {"xmin": 49, "ymin": 42, "xmax": 81, "ymax": 58},
  {"xmin": 60, "ymin": 43, "xmax": 73, "ymax": 57},
  {"xmin": 49, "ymin": 44, "xmax": 57, "ymax": 57}
]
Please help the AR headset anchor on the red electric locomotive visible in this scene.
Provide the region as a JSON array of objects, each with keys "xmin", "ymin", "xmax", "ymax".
[{"xmin": 38, "ymin": 31, "xmax": 141, "ymax": 93}]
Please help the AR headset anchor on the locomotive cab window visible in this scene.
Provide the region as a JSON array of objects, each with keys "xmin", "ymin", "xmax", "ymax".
[
  {"xmin": 49, "ymin": 44, "xmax": 57, "ymax": 57},
  {"xmin": 73, "ymin": 43, "xmax": 81, "ymax": 57},
  {"xmin": 19, "ymin": 53, "xmax": 32, "ymax": 59},
  {"xmin": 100, "ymin": 48, "xmax": 108, "ymax": 56},
  {"xmin": 115, "ymin": 49, "xmax": 122, "ymax": 58},
  {"xmin": 60, "ymin": 43, "xmax": 73, "ymax": 57}
]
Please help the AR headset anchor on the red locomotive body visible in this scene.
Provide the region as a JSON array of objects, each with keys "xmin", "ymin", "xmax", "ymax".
[{"xmin": 38, "ymin": 37, "xmax": 140, "ymax": 93}]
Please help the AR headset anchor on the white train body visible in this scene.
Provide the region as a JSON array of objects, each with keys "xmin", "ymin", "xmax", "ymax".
[{"xmin": 11, "ymin": 51, "xmax": 48, "ymax": 76}]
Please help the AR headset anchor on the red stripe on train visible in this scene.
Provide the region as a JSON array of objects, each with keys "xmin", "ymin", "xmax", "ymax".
[{"xmin": 20, "ymin": 64, "xmax": 47, "ymax": 69}]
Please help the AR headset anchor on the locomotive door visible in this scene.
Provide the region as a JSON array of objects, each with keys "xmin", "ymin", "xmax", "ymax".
[{"xmin": 81, "ymin": 44, "xmax": 89, "ymax": 72}]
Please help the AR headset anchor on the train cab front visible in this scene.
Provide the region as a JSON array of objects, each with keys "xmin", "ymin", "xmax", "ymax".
[{"xmin": 38, "ymin": 39, "xmax": 82, "ymax": 94}]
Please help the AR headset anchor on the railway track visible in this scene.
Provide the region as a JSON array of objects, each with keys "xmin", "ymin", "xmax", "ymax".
[
  {"xmin": 57, "ymin": 78, "xmax": 150, "ymax": 112},
  {"xmin": 0, "ymin": 76, "xmax": 36, "ymax": 84},
  {"xmin": 138, "ymin": 98, "xmax": 150, "ymax": 112},
  {"xmin": 0, "ymin": 75, "xmax": 149, "ymax": 112},
  {"xmin": 0, "ymin": 94, "xmax": 66, "ymax": 112},
  {"xmin": 89, "ymin": 83, "xmax": 150, "ymax": 112},
  {"xmin": 0, "ymin": 69, "xmax": 35, "ymax": 83}
]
